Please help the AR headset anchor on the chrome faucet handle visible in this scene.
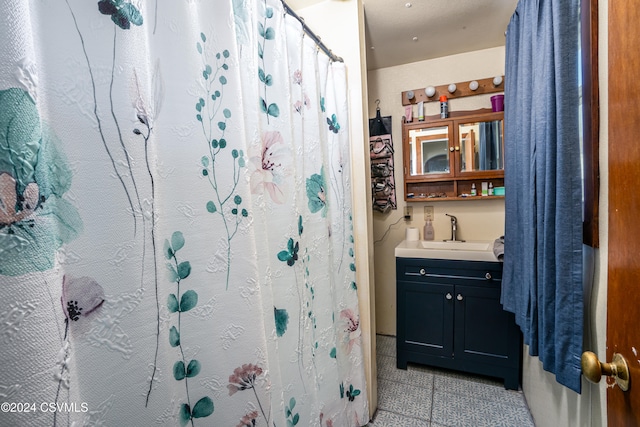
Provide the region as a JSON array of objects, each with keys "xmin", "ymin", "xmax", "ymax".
[{"xmin": 444, "ymin": 214, "xmax": 461, "ymax": 242}]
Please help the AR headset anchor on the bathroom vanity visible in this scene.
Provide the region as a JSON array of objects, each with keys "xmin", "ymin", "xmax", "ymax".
[{"xmin": 395, "ymin": 240, "xmax": 521, "ymax": 389}]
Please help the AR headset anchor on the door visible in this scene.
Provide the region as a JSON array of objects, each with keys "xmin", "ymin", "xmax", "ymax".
[{"xmin": 607, "ymin": 0, "xmax": 640, "ymax": 424}]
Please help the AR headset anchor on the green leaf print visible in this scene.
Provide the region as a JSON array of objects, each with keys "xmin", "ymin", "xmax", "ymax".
[
  {"xmin": 164, "ymin": 240, "xmax": 174, "ymax": 259},
  {"xmin": 0, "ymin": 88, "xmax": 82, "ymax": 276},
  {"xmin": 192, "ymin": 396, "xmax": 214, "ymax": 418},
  {"xmin": 179, "ymin": 404, "xmax": 191, "ymax": 427},
  {"xmin": 177, "ymin": 261, "xmax": 191, "ymax": 280},
  {"xmin": 267, "ymin": 103, "xmax": 279, "ymax": 117},
  {"xmin": 179, "ymin": 289, "xmax": 198, "ymax": 312},
  {"xmin": 174, "ymin": 360, "xmax": 186, "ymax": 380},
  {"xmin": 169, "ymin": 326, "xmax": 180, "ymax": 347},
  {"xmin": 167, "ymin": 294, "xmax": 179, "ymax": 313},
  {"xmin": 171, "ymin": 231, "xmax": 185, "ymax": 252},
  {"xmin": 195, "ymin": 32, "xmax": 247, "ymax": 290},
  {"xmin": 186, "ymin": 360, "xmax": 201, "ymax": 378},
  {"xmin": 166, "ymin": 231, "xmax": 214, "ymax": 422},
  {"xmin": 274, "ymin": 307, "xmax": 289, "ymax": 337},
  {"xmin": 97, "ymin": 0, "xmax": 143, "ymax": 30},
  {"xmin": 0, "ymin": 87, "xmax": 39, "ymax": 191},
  {"xmin": 306, "ymin": 169, "xmax": 327, "ymax": 217},
  {"xmin": 264, "ymin": 27, "xmax": 275, "ymax": 40},
  {"xmin": 166, "ymin": 263, "xmax": 179, "ymax": 283},
  {"xmin": 285, "ymin": 396, "xmax": 300, "ymax": 426},
  {"xmin": 277, "ymin": 238, "xmax": 299, "ymax": 266}
]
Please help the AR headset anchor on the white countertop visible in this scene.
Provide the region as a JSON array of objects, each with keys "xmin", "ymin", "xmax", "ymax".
[{"xmin": 395, "ymin": 239, "xmax": 500, "ymax": 262}]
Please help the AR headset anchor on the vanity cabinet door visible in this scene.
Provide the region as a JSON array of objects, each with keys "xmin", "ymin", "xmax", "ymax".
[
  {"xmin": 397, "ymin": 280, "xmax": 454, "ymax": 368},
  {"xmin": 454, "ymin": 284, "xmax": 520, "ymax": 367},
  {"xmin": 452, "ymin": 282, "xmax": 521, "ymax": 390}
]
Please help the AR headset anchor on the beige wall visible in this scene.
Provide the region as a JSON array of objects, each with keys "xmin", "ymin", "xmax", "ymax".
[
  {"xmin": 292, "ymin": 0, "xmax": 378, "ymax": 420},
  {"xmin": 367, "ymin": 47, "xmax": 507, "ymax": 336}
]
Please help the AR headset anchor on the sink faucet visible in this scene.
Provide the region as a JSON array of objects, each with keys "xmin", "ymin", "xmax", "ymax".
[{"xmin": 445, "ymin": 214, "xmax": 464, "ymax": 242}]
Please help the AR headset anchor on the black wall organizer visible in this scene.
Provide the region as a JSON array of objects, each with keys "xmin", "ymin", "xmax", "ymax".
[{"xmin": 369, "ymin": 103, "xmax": 396, "ymax": 213}]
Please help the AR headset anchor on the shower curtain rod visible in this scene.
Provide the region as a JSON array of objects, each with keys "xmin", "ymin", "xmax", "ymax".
[{"xmin": 281, "ymin": 0, "xmax": 344, "ymax": 63}]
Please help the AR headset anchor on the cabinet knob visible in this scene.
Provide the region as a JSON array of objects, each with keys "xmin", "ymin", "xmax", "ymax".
[
  {"xmin": 455, "ymin": 146, "xmax": 460, "ymax": 151},
  {"xmin": 449, "ymin": 147, "xmax": 454, "ymax": 152},
  {"xmin": 419, "ymin": 268, "xmax": 427, "ymax": 276},
  {"xmin": 485, "ymin": 272, "xmax": 492, "ymax": 280},
  {"xmin": 446, "ymin": 293, "xmax": 453, "ymax": 300},
  {"xmin": 456, "ymin": 294, "xmax": 463, "ymax": 301}
]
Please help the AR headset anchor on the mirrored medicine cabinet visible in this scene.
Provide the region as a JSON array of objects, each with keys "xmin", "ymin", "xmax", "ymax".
[{"xmin": 403, "ymin": 108, "xmax": 504, "ymax": 201}]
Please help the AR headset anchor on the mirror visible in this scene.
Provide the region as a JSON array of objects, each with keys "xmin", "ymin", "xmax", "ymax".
[
  {"xmin": 408, "ymin": 125, "xmax": 450, "ymax": 176},
  {"xmin": 458, "ymin": 119, "xmax": 503, "ymax": 172}
]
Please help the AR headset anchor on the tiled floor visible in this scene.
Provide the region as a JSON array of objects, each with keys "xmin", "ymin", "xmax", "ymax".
[{"xmin": 367, "ymin": 335, "xmax": 535, "ymax": 427}]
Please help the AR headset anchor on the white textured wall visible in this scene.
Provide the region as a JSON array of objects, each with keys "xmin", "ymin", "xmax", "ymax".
[{"xmin": 367, "ymin": 47, "xmax": 507, "ymax": 336}]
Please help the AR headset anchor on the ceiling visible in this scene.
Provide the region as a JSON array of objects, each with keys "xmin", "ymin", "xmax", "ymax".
[{"xmin": 286, "ymin": 0, "xmax": 519, "ymax": 70}]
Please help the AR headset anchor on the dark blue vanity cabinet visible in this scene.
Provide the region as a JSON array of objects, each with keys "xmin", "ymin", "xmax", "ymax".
[{"xmin": 396, "ymin": 257, "xmax": 522, "ymax": 390}]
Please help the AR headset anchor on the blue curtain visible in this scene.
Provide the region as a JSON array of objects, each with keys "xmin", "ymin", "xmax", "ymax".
[{"xmin": 501, "ymin": 0, "xmax": 583, "ymax": 392}]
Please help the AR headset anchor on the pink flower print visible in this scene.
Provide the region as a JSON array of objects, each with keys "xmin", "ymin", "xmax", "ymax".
[
  {"xmin": 227, "ymin": 363, "xmax": 263, "ymax": 395},
  {"xmin": 293, "ymin": 69, "xmax": 302, "ymax": 85},
  {"xmin": 250, "ymin": 131, "xmax": 290, "ymax": 204},
  {"xmin": 0, "ymin": 173, "xmax": 39, "ymax": 225},
  {"xmin": 340, "ymin": 308, "xmax": 361, "ymax": 355},
  {"xmin": 236, "ymin": 410, "xmax": 259, "ymax": 427},
  {"xmin": 294, "ymin": 94, "xmax": 311, "ymax": 114},
  {"xmin": 61, "ymin": 275, "xmax": 105, "ymax": 322}
]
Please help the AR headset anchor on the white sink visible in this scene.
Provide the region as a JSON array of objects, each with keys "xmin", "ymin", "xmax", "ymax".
[
  {"xmin": 395, "ymin": 239, "xmax": 498, "ymax": 262},
  {"xmin": 420, "ymin": 241, "xmax": 490, "ymax": 251}
]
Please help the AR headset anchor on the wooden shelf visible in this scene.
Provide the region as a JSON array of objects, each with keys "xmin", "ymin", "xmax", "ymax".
[
  {"xmin": 402, "ymin": 76, "xmax": 505, "ymax": 106},
  {"xmin": 406, "ymin": 195, "xmax": 504, "ymax": 202}
]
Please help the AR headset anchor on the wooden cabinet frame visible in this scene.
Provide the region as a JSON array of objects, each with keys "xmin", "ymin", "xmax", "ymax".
[{"xmin": 402, "ymin": 108, "xmax": 504, "ymax": 202}]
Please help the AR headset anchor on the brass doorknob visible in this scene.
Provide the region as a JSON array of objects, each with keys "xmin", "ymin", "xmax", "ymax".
[{"xmin": 581, "ymin": 351, "xmax": 630, "ymax": 391}]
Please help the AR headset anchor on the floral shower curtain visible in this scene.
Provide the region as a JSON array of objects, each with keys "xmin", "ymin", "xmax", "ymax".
[{"xmin": 0, "ymin": 0, "xmax": 368, "ymax": 426}]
